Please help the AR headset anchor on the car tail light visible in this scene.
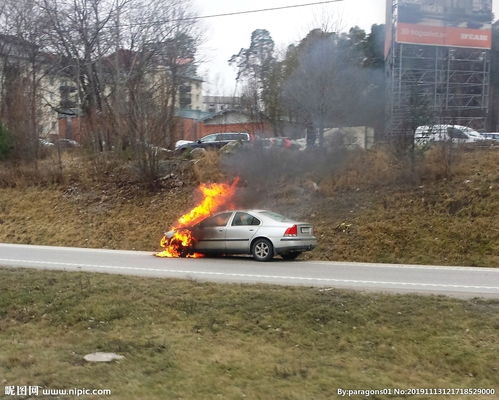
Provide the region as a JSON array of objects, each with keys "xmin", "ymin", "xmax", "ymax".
[{"xmin": 284, "ymin": 225, "xmax": 298, "ymax": 237}]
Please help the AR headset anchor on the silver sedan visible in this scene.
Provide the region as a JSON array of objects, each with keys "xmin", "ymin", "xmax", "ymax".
[{"xmin": 164, "ymin": 210, "xmax": 317, "ymax": 261}]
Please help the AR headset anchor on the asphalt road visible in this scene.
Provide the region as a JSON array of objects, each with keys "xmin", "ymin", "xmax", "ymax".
[{"xmin": 1, "ymin": 243, "xmax": 498, "ymax": 298}]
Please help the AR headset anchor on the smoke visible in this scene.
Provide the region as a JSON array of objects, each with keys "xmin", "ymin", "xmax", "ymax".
[{"xmin": 220, "ymin": 147, "xmax": 350, "ymax": 217}]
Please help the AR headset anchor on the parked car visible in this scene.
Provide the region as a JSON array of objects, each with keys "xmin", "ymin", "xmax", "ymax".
[
  {"xmin": 480, "ymin": 132, "xmax": 499, "ymax": 142},
  {"xmin": 38, "ymin": 138, "xmax": 55, "ymax": 147},
  {"xmin": 175, "ymin": 132, "xmax": 250, "ymax": 152},
  {"xmin": 415, "ymin": 125, "xmax": 486, "ymax": 145},
  {"xmin": 260, "ymin": 136, "xmax": 298, "ymax": 150},
  {"xmin": 164, "ymin": 210, "xmax": 317, "ymax": 261}
]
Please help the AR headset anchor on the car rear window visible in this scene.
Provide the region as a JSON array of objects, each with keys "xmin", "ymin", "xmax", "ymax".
[
  {"xmin": 259, "ymin": 211, "xmax": 293, "ymax": 222},
  {"xmin": 232, "ymin": 212, "xmax": 260, "ymax": 226}
]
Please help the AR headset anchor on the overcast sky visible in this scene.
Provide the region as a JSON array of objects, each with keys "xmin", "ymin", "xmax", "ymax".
[{"xmin": 194, "ymin": 0, "xmax": 499, "ymax": 95}]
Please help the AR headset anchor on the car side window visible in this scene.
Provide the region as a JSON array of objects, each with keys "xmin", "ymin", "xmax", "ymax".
[
  {"xmin": 201, "ymin": 212, "xmax": 233, "ymax": 227},
  {"xmin": 232, "ymin": 212, "xmax": 261, "ymax": 226},
  {"xmin": 201, "ymin": 134, "xmax": 217, "ymax": 143},
  {"xmin": 447, "ymin": 127, "xmax": 467, "ymax": 139}
]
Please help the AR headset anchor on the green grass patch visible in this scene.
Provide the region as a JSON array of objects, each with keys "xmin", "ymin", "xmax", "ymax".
[{"xmin": 0, "ymin": 268, "xmax": 498, "ymax": 399}]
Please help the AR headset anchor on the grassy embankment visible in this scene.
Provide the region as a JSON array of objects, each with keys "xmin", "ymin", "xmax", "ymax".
[
  {"xmin": 0, "ymin": 268, "xmax": 498, "ymax": 400},
  {"xmin": 0, "ymin": 146, "xmax": 497, "ymax": 266}
]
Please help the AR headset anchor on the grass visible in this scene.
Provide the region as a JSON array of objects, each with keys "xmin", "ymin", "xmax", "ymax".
[
  {"xmin": 302, "ymin": 147, "xmax": 499, "ymax": 267},
  {"xmin": 0, "ymin": 147, "xmax": 497, "ymax": 267},
  {"xmin": 0, "ymin": 267, "xmax": 498, "ymax": 399}
]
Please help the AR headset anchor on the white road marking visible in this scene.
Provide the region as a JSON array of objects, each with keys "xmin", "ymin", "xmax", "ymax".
[
  {"xmin": 1, "ymin": 243, "xmax": 496, "ymax": 271},
  {"xmin": 1, "ymin": 258, "xmax": 499, "ymax": 292},
  {"xmin": 310, "ymin": 260, "xmax": 499, "ymax": 272}
]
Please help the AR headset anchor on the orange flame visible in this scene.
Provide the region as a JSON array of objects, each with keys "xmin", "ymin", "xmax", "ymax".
[{"xmin": 155, "ymin": 178, "xmax": 239, "ymax": 258}]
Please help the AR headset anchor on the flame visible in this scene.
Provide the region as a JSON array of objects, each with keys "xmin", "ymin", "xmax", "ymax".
[{"xmin": 155, "ymin": 178, "xmax": 239, "ymax": 258}]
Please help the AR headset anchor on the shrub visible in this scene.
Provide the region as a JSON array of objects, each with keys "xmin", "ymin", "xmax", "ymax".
[{"xmin": 193, "ymin": 149, "xmax": 225, "ymax": 183}]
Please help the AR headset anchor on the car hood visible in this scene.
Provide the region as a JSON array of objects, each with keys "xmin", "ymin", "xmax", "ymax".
[{"xmin": 175, "ymin": 140, "xmax": 194, "ymax": 149}]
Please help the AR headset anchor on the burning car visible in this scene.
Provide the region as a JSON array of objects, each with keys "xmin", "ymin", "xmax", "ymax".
[{"xmin": 160, "ymin": 210, "xmax": 317, "ymax": 261}]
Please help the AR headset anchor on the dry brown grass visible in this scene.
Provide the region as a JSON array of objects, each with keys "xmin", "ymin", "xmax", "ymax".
[
  {"xmin": 0, "ymin": 186, "xmax": 194, "ymax": 251},
  {"xmin": 192, "ymin": 149, "xmax": 225, "ymax": 183},
  {"xmin": 416, "ymin": 143, "xmax": 468, "ymax": 181},
  {"xmin": 0, "ymin": 159, "xmax": 64, "ymax": 187},
  {"xmin": 0, "ymin": 146, "xmax": 497, "ymax": 267},
  {"xmin": 319, "ymin": 148, "xmax": 405, "ymax": 195}
]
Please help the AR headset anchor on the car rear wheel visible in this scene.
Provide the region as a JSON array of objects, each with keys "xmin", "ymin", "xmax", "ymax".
[
  {"xmin": 252, "ymin": 238, "xmax": 274, "ymax": 262},
  {"xmin": 281, "ymin": 252, "xmax": 301, "ymax": 260}
]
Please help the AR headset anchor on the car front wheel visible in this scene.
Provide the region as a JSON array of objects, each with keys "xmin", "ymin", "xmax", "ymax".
[{"xmin": 252, "ymin": 238, "xmax": 274, "ymax": 262}]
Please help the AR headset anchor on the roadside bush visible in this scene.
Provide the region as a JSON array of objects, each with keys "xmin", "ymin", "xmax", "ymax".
[
  {"xmin": 330, "ymin": 148, "xmax": 404, "ymax": 190},
  {"xmin": 193, "ymin": 150, "xmax": 225, "ymax": 183},
  {"xmin": 317, "ymin": 147, "xmax": 406, "ymax": 195},
  {"xmin": 416, "ymin": 143, "xmax": 464, "ymax": 181}
]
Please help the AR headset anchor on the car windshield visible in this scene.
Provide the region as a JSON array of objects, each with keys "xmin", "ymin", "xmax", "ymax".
[{"xmin": 259, "ymin": 211, "xmax": 293, "ymax": 222}]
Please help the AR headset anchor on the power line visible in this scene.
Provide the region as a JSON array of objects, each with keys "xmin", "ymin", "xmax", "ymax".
[
  {"xmin": 118, "ymin": 0, "xmax": 344, "ymax": 27},
  {"xmin": 180, "ymin": 0, "xmax": 344, "ymax": 21}
]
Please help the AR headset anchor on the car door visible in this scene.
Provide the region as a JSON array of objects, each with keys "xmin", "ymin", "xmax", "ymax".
[
  {"xmin": 447, "ymin": 127, "xmax": 468, "ymax": 143},
  {"xmin": 225, "ymin": 212, "xmax": 261, "ymax": 253},
  {"xmin": 192, "ymin": 212, "xmax": 233, "ymax": 252}
]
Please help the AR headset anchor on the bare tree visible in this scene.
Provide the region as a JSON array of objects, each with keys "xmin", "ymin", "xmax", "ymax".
[
  {"xmin": 37, "ymin": 0, "xmax": 128, "ymax": 152},
  {"xmin": 0, "ymin": 0, "xmax": 58, "ymax": 163},
  {"xmin": 282, "ymin": 29, "xmax": 366, "ymax": 147},
  {"xmin": 105, "ymin": 0, "xmax": 201, "ymax": 183},
  {"xmin": 0, "ymin": 0, "xmax": 201, "ymax": 184}
]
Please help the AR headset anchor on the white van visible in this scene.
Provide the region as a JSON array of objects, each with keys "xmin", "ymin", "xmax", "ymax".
[{"xmin": 415, "ymin": 125, "xmax": 485, "ymax": 145}]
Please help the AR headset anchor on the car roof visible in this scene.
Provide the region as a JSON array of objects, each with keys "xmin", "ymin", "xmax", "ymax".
[
  {"xmin": 204, "ymin": 132, "xmax": 249, "ymax": 136},
  {"xmin": 211, "ymin": 209, "xmax": 266, "ymax": 214},
  {"xmin": 212, "ymin": 210, "xmax": 299, "ymax": 221}
]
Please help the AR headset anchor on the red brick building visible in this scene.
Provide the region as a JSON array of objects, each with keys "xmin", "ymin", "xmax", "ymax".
[{"xmin": 174, "ymin": 110, "xmax": 273, "ymax": 143}]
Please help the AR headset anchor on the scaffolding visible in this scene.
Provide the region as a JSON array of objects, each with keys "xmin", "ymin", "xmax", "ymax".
[{"xmin": 385, "ymin": 8, "xmax": 491, "ymax": 136}]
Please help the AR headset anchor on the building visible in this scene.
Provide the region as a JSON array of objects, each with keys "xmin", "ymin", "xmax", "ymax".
[
  {"xmin": 1, "ymin": 36, "xmax": 205, "ymax": 144},
  {"xmin": 58, "ymin": 50, "xmax": 204, "ymax": 142},
  {"xmin": 174, "ymin": 110, "xmax": 274, "ymax": 142},
  {"xmin": 179, "ymin": 77, "xmax": 203, "ymax": 110},
  {"xmin": 0, "ymin": 34, "xmax": 68, "ymax": 139},
  {"xmin": 202, "ymin": 96, "xmax": 242, "ymax": 113},
  {"xmin": 201, "ymin": 110, "xmax": 272, "ymax": 137},
  {"xmin": 174, "ymin": 109, "xmax": 214, "ymax": 142}
]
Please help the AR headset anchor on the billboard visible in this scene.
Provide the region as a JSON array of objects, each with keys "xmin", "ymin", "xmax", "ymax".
[{"xmin": 396, "ymin": 0, "xmax": 493, "ymax": 49}]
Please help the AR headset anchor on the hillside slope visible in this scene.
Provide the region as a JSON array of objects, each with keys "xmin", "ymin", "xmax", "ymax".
[{"xmin": 0, "ymin": 147, "xmax": 497, "ymax": 267}]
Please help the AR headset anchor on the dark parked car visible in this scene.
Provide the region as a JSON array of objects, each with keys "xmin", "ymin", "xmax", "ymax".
[
  {"xmin": 55, "ymin": 138, "xmax": 80, "ymax": 149},
  {"xmin": 175, "ymin": 132, "xmax": 250, "ymax": 152}
]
